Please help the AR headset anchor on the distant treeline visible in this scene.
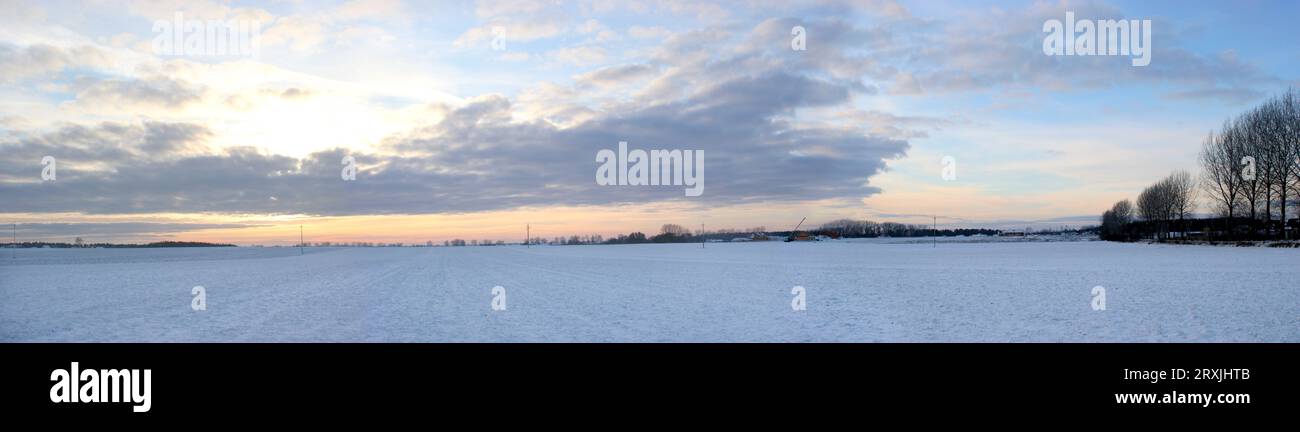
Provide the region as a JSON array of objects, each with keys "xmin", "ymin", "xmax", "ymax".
[
  {"xmin": 815, "ymin": 219, "xmax": 1003, "ymax": 238},
  {"xmin": 513, "ymin": 221, "xmax": 1008, "ymax": 246},
  {"xmin": 10, "ymin": 241, "xmax": 236, "ymax": 248}
]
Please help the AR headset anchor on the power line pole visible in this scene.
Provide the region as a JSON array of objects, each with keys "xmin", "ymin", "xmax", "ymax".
[
  {"xmin": 299, "ymin": 225, "xmax": 304, "ymax": 255},
  {"xmin": 11, "ymin": 223, "xmax": 15, "ymax": 259},
  {"xmin": 933, "ymin": 215, "xmax": 937, "ymax": 248},
  {"xmin": 526, "ymin": 224, "xmax": 530, "ymax": 248},
  {"xmin": 701, "ymin": 223, "xmax": 705, "ymax": 249}
]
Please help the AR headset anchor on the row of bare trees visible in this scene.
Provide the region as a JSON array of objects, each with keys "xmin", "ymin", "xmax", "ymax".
[
  {"xmin": 1132, "ymin": 171, "xmax": 1197, "ymax": 240},
  {"xmin": 1102, "ymin": 89, "xmax": 1300, "ymax": 241},
  {"xmin": 1199, "ymin": 89, "xmax": 1300, "ymax": 224}
]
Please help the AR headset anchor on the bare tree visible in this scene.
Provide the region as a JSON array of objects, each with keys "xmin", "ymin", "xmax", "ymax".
[
  {"xmin": 660, "ymin": 224, "xmax": 687, "ymax": 236},
  {"xmin": 1279, "ymin": 89, "xmax": 1300, "ymax": 238},
  {"xmin": 1100, "ymin": 199, "xmax": 1134, "ymax": 240},
  {"xmin": 1134, "ymin": 172, "xmax": 1193, "ymax": 240},
  {"xmin": 1137, "ymin": 180, "xmax": 1171, "ymax": 240},
  {"xmin": 1238, "ymin": 107, "xmax": 1269, "ymax": 221},
  {"xmin": 1112, "ymin": 199, "xmax": 1134, "ymax": 225},
  {"xmin": 1168, "ymin": 170, "xmax": 1197, "ymax": 237},
  {"xmin": 1260, "ymin": 96, "xmax": 1287, "ymax": 228},
  {"xmin": 1199, "ymin": 126, "xmax": 1245, "ymax": 218}
]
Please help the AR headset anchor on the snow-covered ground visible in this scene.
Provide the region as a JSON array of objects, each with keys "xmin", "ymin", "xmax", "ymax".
[{"xmin": 1, "ymin": 241, "xmax": 1296, "ymax": 342}]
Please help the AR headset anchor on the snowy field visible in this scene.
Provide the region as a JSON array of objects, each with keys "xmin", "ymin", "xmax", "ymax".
[{"xmin": 1, "ymin": 241, "xmax": 1296, "ymax": 342}]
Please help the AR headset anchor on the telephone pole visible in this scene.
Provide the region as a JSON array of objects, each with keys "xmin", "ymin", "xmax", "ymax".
[
  {"xmin": 299, "ymin": 225, "xmax": 304, "ymax": 255},
  {"xmin": 933, "ymin": 215, "xmax": 937, "ymax": 248},
  {"xmin": 526, "ymin": 224, "xmax": 530, "ymax": 248},
  {"xmin": 11, "ymin": 223, "xmax": 15, "ymax": 259}
]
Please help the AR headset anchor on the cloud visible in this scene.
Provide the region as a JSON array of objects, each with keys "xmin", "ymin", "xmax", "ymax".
[
  {"xmin": 256, "ymin": 0, "xmax": 403, "ymax": 54},
  {"xmin": 514, "ymin": 82, "xmax": 596, "ymax": 126},
  {"xmin": 1, "ymin": 10, "xmax": 929, "ymax": 217},
  {"xmin": 332, "ymin": 0, "xmax": 407, "ymax": 22},
  {"xmin": 15, "ymin": 222, "xmax": 262, "ymax": 240},
  {"xmin": 269, "ymin": 87, "xmax": 314, "ymax": 99},
  {"xmin": 2, "ymin": 66, "xmax": 908, "ymax": 216},
  {"xmin": 832, "ymin": 109, "xmax": 957, "ymax": 140},
  {"xmin": 885, "ymin": 1, "xmax": 1282, "ymax": 95},
  {"xmin": 577, "ymin": 18, "xmax": 620, "ymax": 43},
  {"xmin": 656, "ymin": 0, "xmax": 730, "ymax": 23},
  {"xmin": 452, "ymin": 1, "xmax": 572, "ymax": 50},
  {"xmin": 259, "ymin": 16, "xmax": 330, "ymax": 53},
  {"xmin": 628, "ymin": 25, "xmax": 672, "ymax": 40},
  {"xmin": 453, "ymin": 20, "xmax": 566, "ymax": 48},
  {"xmin": 1163, "ymin": 87, "xmax": 1265, "ymax": 105},
  {"xmin": 71, "ymin": 76, "xmax": 205, "ymax": 109},
  {"xmin": 549, "ymin": 45, "xmax": 608, "ymax": 66},
  {"xmin": 0, "ymin": 43, "xmax": 113, "ymax": 84},
  {"xmin": 472, "ymin": 0, "xmax": 554, "ymax": 18},
  {"xmin": 574, "ymin": 64, "xmax": 657, "ymax": 88},
  {"xmin": 0, "ymin": 121, "xmax": 212, "ymax": 181}
]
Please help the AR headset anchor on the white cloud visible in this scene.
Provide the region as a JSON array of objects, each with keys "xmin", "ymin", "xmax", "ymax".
[
  {"xmin": 549, "ymin": 45, "xmax": 607, "ymax": 66},
  {"xmin": 628, "ymin": 25, "xmax": 672, "ymax": 40},
  {"xmin": 0, "ymin": 43, "xmax": 114, "ymax": 83}
]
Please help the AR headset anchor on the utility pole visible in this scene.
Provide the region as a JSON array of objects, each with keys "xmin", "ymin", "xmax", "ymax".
[
  {"xmin": 701, "ymin": 223, "xmax": 705, "ymax": 249},
  {"xmin": 299, "ymin": 225, "xmax": 304, "ymax": 255},
  {"xmin": 527, "ymin": 224, "xmax": 530, "ymax": 248},
  {"xmin": 11, "ymin": 223, "xmax": 15, "ymax": 259},
  {"xmin": 933, "ymin": 215, "xmax": 937, "ymax": 248}
]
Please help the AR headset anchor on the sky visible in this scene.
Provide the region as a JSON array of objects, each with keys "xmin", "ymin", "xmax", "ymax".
[{"xmin": 2, "ymin": 0, "xmax": 1299, "ymax": 245}]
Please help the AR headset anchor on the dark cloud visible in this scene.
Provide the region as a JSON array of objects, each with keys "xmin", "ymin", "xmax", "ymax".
[
  {"xmin": 72, "ymin": 76, "xmax": 205, "ymax": 109},
  {"xmin": 1, "ymin": 14, "xmax": 938, "ymax": 217},
  {"xmin": 13, "ymin": 222, "xmax": 262, "ymax": 240},
  {"xmin": 0, "ymin": 121, "xmax": 210, "ymax": 182},
  {"xmin": 1, "ymin": 69, "xmax": 908, "ymax": 216},
  {"xmin": 141, "ymin": 122, "xmax": 212, "ymax": 155}
]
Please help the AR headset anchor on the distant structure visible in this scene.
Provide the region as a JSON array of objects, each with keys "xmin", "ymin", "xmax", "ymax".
[
  {"xmin": 787, "ymin": 232, "xmax": 813, "ymax": 242},
  {"xmin": 784, "ymin": 217, "xmax": 813, "ymax": 242}
]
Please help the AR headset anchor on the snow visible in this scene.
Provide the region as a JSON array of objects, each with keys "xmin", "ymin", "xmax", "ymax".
[{"xmin": 1, "ymin": 242, "xmax": 1296, "ymax": 342}]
